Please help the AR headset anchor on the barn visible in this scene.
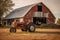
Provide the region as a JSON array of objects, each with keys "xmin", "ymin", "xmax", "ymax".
[{"xmin": 4, "ymin": 2, "xmax": 55, "ymax": 26}]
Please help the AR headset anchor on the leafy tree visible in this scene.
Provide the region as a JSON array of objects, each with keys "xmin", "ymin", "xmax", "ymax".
[
  {"xmin": 57, "ymin": 18, "xmax": 60, "ymax": 25},
  {"xmin": 0, "ymin": 0, "xmax": 14, "ymax": 18}
]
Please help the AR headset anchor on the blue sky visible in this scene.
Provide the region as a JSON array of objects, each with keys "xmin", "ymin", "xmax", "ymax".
[{"xmin": 12, "ymin": 0, "xmax": 60, "ymax": 19}]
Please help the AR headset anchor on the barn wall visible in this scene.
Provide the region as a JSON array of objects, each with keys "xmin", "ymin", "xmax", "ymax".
[
  {"xmin": 24, "ymin": 3, "xmax": 55, "ymax": 23},
  {"xmin": 24, "ymin": 5, "xmax": 37, "ymax": 23},
  {"xmin": 41, "ymin": 3, "xmax": 55, "ymax": 23}
]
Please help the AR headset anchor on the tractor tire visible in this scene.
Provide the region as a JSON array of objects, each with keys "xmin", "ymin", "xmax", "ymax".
[
  {"xmin": 28, "ymin": 24, "xmax": 35, "ymax": 32},
  {"xmin": 10, "ymin": 27, "xmax": 16, "ymax": 33}
]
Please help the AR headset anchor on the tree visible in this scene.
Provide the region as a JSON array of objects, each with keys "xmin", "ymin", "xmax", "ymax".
[
  {"xmin": 57, "ymin": 18, "xmax": 60, "ymax": 25},
  {"xmin": 0, "ymin": 0, "xmax": 14, "ymax": 18}
]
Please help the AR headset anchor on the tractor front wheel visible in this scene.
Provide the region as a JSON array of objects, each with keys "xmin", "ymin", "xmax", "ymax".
[{"xmin": 10, "ymin": 27, "xmax": 16, "ymax": 33}]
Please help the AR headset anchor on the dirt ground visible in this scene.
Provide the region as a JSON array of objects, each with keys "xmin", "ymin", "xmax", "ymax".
[{"xmin": 0, "ymin": 28, "xmax": 60, "ymax": 40}]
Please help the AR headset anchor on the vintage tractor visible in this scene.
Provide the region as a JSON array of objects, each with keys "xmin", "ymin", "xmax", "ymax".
[{"xmin": 10, "ymin": 17, "xmax": 46, "ymax": 32}]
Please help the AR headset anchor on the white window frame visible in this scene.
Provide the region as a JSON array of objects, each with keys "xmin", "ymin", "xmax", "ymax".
[
  {"xmin": 44, "ymin": 13, "xmax": 48, "ymax": 18},
  {"xmin": 34, "ymin": 12, "xmax": 43, "ymax": 17}
]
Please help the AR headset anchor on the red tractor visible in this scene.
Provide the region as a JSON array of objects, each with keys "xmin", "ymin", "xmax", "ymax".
[{"xmin": 10, "ymin": 17, "xmax": 46, "ymax": 32}]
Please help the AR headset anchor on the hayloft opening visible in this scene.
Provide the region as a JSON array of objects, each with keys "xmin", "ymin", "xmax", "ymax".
[{"xmin": 38, "ymin": 6, "xmax": 42, "ymax": 12}]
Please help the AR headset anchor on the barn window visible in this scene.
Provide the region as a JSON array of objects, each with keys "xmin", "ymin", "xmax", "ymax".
[
  {"xmin": 19, "ymin": 18, "xmax": 24, "ymax": 22},
  {"xmin": 37, "ymin": 6, "xmax": 42, "ymax": 12},
  {"xmin": 3, "ymin": 21, "xmax": 7, "ymax": 26},
  {"xmin": 34, "ymin": 12, "xmax": 43, "ymax": 17},
  {"xmin": 3, "ymin": 22, "xmax": 6, "ymax": 25},
  {"xmin": 44, "ymin": 13, "xmax": 48, "ymax": 18}
]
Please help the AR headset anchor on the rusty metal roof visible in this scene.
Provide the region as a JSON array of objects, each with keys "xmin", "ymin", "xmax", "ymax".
[{"xmin": 4, "ymin": 5, "xmax": 33, "ymax": 19}]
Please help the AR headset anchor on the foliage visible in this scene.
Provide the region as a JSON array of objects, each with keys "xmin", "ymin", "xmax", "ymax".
[
  {"xmin": 0, "ymin": 0, "xmax": 14, "ymax": 18},
  {"xmin": 57, "ymin": 18, "xmax": 60, "ymax": 25}
]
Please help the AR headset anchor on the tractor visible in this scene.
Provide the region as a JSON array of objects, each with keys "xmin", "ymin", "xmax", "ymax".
[{"xmin": 10, "ymin": 16, "xmax": 46, "ymax": 32}]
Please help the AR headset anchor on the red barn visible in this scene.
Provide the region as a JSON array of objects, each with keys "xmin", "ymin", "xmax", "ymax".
[{"xmin": 4, "ymin": 2, "xmax": 55, "ymax": 26}]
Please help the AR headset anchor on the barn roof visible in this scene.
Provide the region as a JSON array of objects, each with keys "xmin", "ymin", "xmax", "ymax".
[
  {"xmin": 4, "ymin": 5, "xmax": 34, "ymax": 19},
  {"xmin": 4, "ymin": 2, "xmax": 55, "ymax": 19}
]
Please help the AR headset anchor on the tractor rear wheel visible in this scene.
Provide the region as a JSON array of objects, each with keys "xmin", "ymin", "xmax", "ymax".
[{"xmin": 10, "ymin": 27, "xmax": 16, "ymax": 33}]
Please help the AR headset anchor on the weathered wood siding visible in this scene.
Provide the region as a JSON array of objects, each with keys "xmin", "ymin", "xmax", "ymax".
[{"xmin": 24, "ymin": 3, "xmax": 55, "ymax": 23}]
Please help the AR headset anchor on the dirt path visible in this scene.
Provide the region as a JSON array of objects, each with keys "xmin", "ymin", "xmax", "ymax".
[{"xmin": 0, "ymin": 28, "xmax": 60, "ymax": 40}]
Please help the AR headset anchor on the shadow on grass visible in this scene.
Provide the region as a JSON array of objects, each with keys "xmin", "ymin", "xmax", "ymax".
[{"xmin": 34, "ymin": 31, "xmax": 60, "ymax": 34}]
